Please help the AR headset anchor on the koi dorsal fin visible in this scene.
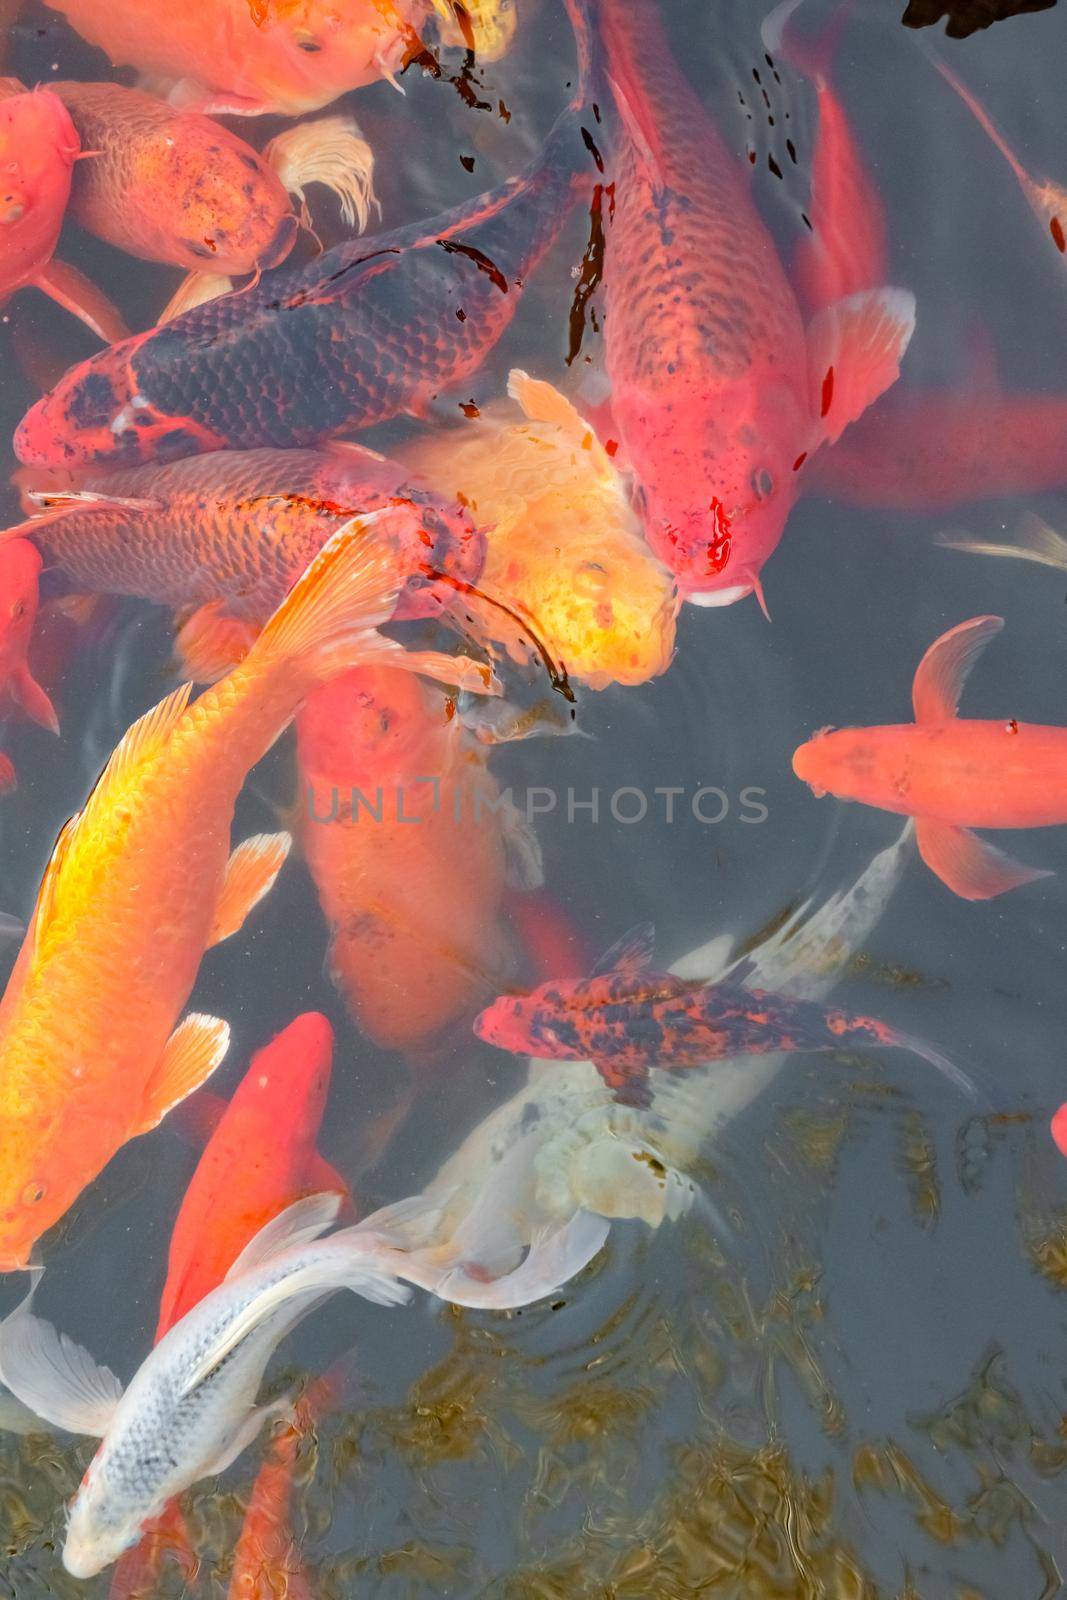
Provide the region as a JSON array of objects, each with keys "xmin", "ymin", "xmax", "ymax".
[
  {"xmin": 591, "ymin": 920, "xmax": 656, "ymax": 977},
  {"xmin": 911, "ymin": 614, "xmax": 1004, "ymax": 723}
]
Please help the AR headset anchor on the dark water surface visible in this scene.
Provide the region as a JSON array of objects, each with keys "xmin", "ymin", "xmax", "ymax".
[{"xmin": 3, "ymin": 0, "xmax": 1067, "ymax": 1596}]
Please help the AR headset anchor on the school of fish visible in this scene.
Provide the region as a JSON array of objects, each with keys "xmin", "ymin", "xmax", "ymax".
[{"xmin": 0, "ymin": 0, "xmax": 1063, "ymax": 1584}]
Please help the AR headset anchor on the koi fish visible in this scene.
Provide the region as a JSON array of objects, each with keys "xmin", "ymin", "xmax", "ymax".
[
  {"xmin": 109, "ymin": 1012, "xmax": 347, "ymax": 1598},
  {"xmin": 593, "ymin": 0, "xmax": 914, "ymax": 605},
  {"xmin": 793, "ymin": 614, "xmax": 1067, "ymax": 899},
  {"xmin": 0, "ymin": 1194, "xmax": 414, "ymax": 1578},
  {"xmin": 806, "ymin": 384, "xmax": 1067, "ymax": 509},
  {"xmin": 44, "ymin": 0, "xmax": 431, "ymax": 117},
  {"xmin": 0, "ymin": 513, "xmax": 491, "ymax": 1273},
  {"xmin": 763, "ymin": 0, "xmax": 889, "ymax": 312},
  {"xmin": 1051, "ymin": 1102, "xmax": 1067, "ymax": 1159},
  {"xmin": 43, "ymin": 81, "xmax": 374, "ymax": 320},
  {"xmin": 0, "ymin": 539, "xmax": 58, "ymax": 736},
  {"xmin": 473, "ymin": 921, "xmax": 971, "ymax": 1106},
  {"xmin": 9, "ymin": 446, "xmax": 484, "ymax": 680},
  {"xmin": 0, "ymin": 1185, "xmax": 574, "ymax": 1575},
  {"xmin": 15, "ymin": 0, "xmax": 598, "ymax": 469},
  {"xmin": 0, "ymin": 82, "xmax": 127, "ymax": 343},
  {"xmin": 403, "ymin": 369, "xmax": 678, "ymax": 689},
  {"xmin": 228, "ymin": 1358, "xmax": 348, "ymax": 1600},
  {"xmin": 297, "ymin": 666, "xmax": 528, "ymax": 1052},
  {"xmin": 932, "ymin": 53, "xmax": 1067, "ymax": 256}
]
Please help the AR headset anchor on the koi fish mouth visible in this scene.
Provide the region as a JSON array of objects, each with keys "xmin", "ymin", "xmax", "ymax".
[{"xmin": 686, "ymin": 584, "xmax": 753, "ymax": 608}]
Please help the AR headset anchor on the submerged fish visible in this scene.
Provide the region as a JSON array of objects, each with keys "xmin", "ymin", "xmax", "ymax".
[
  {"xmin": 42, "ymin": 81, "xmax": 374, "ymax": 318},
  {"xmin": 297, "ymin": 666, "xmax": 525, "ymax": 1052},
  {"xmin": 806, "ymin": 384, "xmax": 1067, "ymax": 509},
  {"xmin": 764, "ymin": 0, "xmax": 890, "ymax": 312},
  {"xmin": 44, "ymin": 0, "xmax": 431, "ymax": 117},
  {"xmin": 14, "ymin": 0, "xmax": 598, "ymax": 469},
  {"xmin": 9, "ymin": 446, "xmax": 484, "ymax": 679},
  {"xmin": 0, "ymin": 514, "xmax": 490, "ymax": 1273},
  {"xmin": 933, "ymin": 52, "xmax": 1067, "ymax": 257},
  {"xmin": 793, "ymin": 614, "xmax": 1067, "ymax": 898},
  {"xmin": 0, "ymin": 82, "xmax": 126, "ymax": 342},
  {"xmin": 474, "ymin": 921, "xmax": 971, "ymax": 1106},
  {"xmin": 592, "ymin": 0, "xmax": 914, "ymax": 605},
  {"xmin": 0, "ymin": 539, "xmax": 58, "ymax": 736},
  {"xmin": 403, "ymin": 369, "xmax": 678, "ymax": 689}
]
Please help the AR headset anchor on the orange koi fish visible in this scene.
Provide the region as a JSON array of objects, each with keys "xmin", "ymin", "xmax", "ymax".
[
  {"xmin": 0, "ymin": 513, "xmax": 489, "ymax": 1272},
  {"xmin": 764, "ymin": 0, "xmax": 889, "ymax": 312},
  {"xmin": 473, "ymin": 923, "xmax": 972, "ymax": 1107},
  {"xmin": 806, "ymin": 384, "xmax": 1067, "ymax": 509},
  {"xmin": 402, "ymin": 370, "xmax": 678, "ymax": 689},
  {"xmin": 0, "ymin": 82, "xmax": 126, "ymax": 342},
  {"xmin": 42, "ymin": 81, "xmax": 374, "ymax": 320},
  {"xmin": 297, "ymin": 666, "xmax": 523, "ymax": 1052},
  {"xmin": 593, "ymin": 0, "xmax": 914, "ymax": 606},
  {"xmin": 933, "ymin": 53, "xmax": 1067, "ymax": 257},
  {"xmin": 9, "ymin": 446, "xmax": 484, "ymax": 681},
  {"xmin": 793, "ymin": 615, "xmax": 1067, "ymax": 899}
]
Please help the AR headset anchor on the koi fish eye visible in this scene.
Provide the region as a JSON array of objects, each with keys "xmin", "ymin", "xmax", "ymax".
[
  {"xmin": 20, "ymin": 1180, "xmax": 45, "ymax": 1206},
  {"xmin": 750, "ymin": 467, "xmax": 775, "ymax": 501},
  {"xmin": 294, "ymin": 29, "xmax": 322, "ymax": 51}
]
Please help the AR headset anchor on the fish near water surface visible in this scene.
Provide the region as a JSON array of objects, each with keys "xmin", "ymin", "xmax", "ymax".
[
  {"xmin": 0, "ymin": 514, "xmax": 492, "ymax": 1274},
  {"xmin": 14, "ymin": 0, "xmax": 599, "ymax": 469},
  {"xmin": 0, "ymin": 82, "xmax": 127, "ymax": 343},
  {"xmin": 474, "ymin": 921, "xmax": 972, "ymax": 1107},
  {"xmin": 793, "ymin": 614, "xmax": 1067, "ymax": 898},
  {"xmin": 592, "ymin": 0, "xmax": 915, "ymax": 606},
  {"xmin": 0, "ymin": 539, "xmax": 58, "ymax": 738},
  {"xmin": 9, "ymin": 446, "xmax": 485, "ymax": 679}
]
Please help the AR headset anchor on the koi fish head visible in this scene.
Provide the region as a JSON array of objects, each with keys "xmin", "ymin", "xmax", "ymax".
[
  {"xmin": 64, "ymin": 1450, "xmax": 136, "ymax": 1580},
  {"xmin": 0, "ymin": 88, "xmax": 79, "ymax": 297},
  {"xmin": 14, "ymin": 335, "xmax": 224, "ymax": 468},
  {"xmin": 132, "ymin": 121, "xmax": 297, "ymax": 275},
  {"xmin": 474, "ymin": 988, "xmax": 584, "ymax": 1059},
  {"xmin": 250, "ymin": 0, "xmax": 417, "ymax": 114},
  {"xmin": 634, "ymin": 454, "xmax": 799, "ymax": 611},
  {"xmin": 792, "ymin": 725, "xmax": 857, "ymax": 800}
]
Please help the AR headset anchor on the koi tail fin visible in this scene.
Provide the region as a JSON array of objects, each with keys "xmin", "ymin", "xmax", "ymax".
[
  {"xmin": 882, "ymin": 1025, "xmax": 982, "ymax": 1103},
  {"xmin": 936, "ymin": 512, "xmax": 1067, "ymax": 573},
  {"xmin": 762, "ymin": 0, "xmax": 858, "ymax": 85},
  {"xmin": 244, "ymin": 511, "xmax": 496, "ymax": 699},
  {"xmin": 265, "ymin": 116, "xmax": 379, "ymax": 234}
]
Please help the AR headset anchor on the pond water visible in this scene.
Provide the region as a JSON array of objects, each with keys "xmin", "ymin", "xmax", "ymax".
[{"xmin": 2, "ymin": 0, "xmax": 1067, "ymax": 1595}]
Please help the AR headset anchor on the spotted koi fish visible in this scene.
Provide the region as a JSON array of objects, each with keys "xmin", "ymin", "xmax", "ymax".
[{"xmin": 473, "ymin": 923, "xmax": 974, "ymax": 1106}]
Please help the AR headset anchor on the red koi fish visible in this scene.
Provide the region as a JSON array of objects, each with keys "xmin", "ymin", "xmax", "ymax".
[
  {"xmin": 109, "ymin": 1012, "xmax": 348, "ymax": 1599},
  {"xmin": 9, "ymin": 446, "xmax": 484, "ymax": 680},
  {"xmin": 0, "ymin": 539, "xmax": 58, "ymax": 735},
  {"xmin": 13, "ymin": 0, "xmax": 599, "ymax": 469},
  {"xmin": 593, "ymin": 0, "xmax": 914, "ymax": 606},
  {"xmin": 764, "ymin": 0, "xmax": 889, "ymax": 312},
  {"xmin": 793, "ymin": 615, "xmax": 1067, "ymax": 899},
  {"xmin": 473, "ymin": 923, "xmax": 971, "ymax": 1107},
  {"xmin": 806, "ymin": 385, "xmax": 1067, "ymax": 510},
  {"xmin": 0, "ymin": 81, "xmax": 127, "ymax": 343}
]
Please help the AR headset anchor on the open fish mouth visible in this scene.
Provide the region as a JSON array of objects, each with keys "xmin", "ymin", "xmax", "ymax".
[{"xmin": 685, "ymin": 584, "xmax": 753, "ymax": 607}]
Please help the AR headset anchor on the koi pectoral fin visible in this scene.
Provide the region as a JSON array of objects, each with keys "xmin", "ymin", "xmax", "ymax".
[
  {"xmin": 158, "ymin": 270, "xmax": 233, "ymax": 327},
  {"xmin": 0, "ymin": 1284, "xmax": 123, "ymax": 1438},
  {"xmin": 594, "ymin": 1057, "xmax": 653, "ymax": 1110},
  {"xmin": 132, "ymin": 1014, "xmax": 231, "ymax": 1137},
  {"xmin": 207, "ymin": 833, "xmax": 292, "ymax": 947},
  {"xmin": 915, "ymin": 817, "xmax": 1052, "ymax": 900},
  {"xmin": 806, "ymin": 286, "xmax": 916, "ymax": 448},
  {"xmin": 31, "ymin": 260, "xmax": 129, "ymax": 345},
  {"xmin": 10, "ymin": 663, "xmax": 59, "ymax": 735},
  {"xmin": 174, "ymin": 603, "xmax": 260, "ymax": 683}
]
